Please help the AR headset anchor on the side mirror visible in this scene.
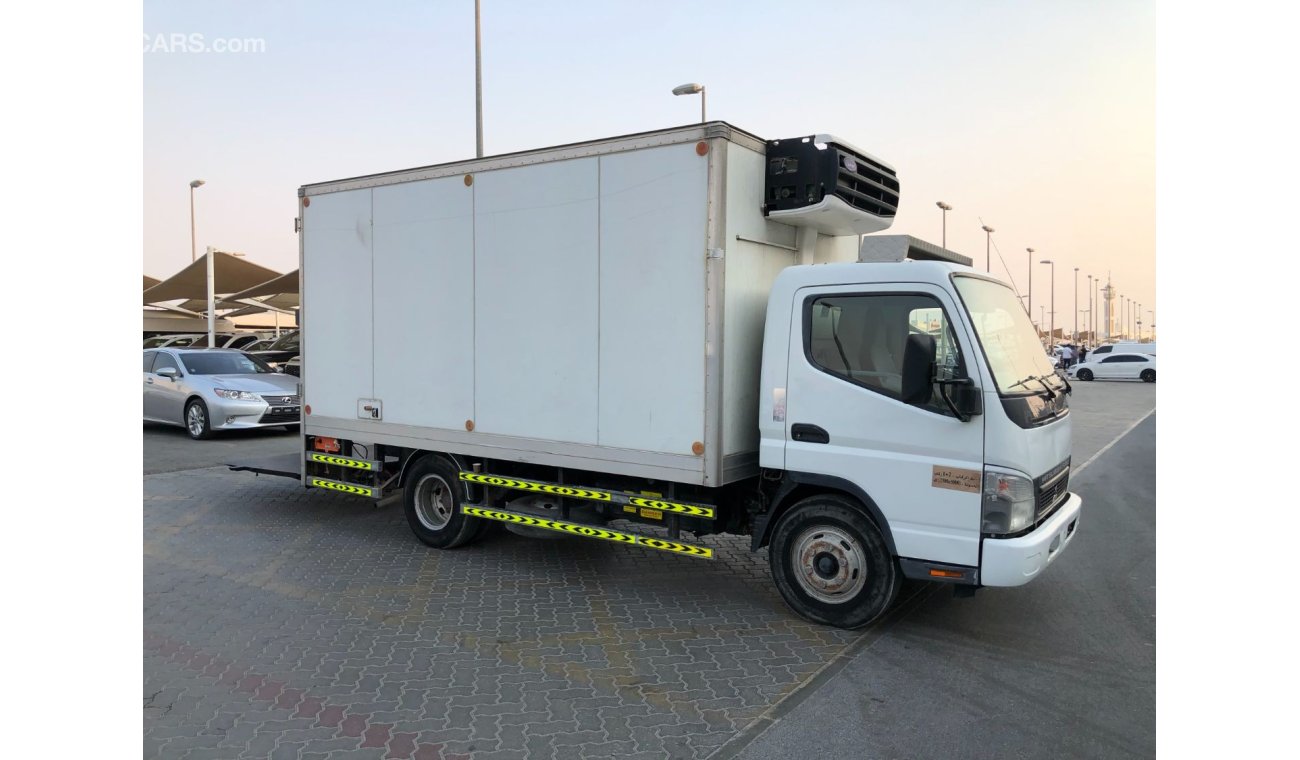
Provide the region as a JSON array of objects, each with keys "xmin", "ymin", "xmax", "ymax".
[
  {"xmin": 900, "ymin": 333, "xmax": 936, "ymax": 405},
  {"xmin": 942, "ymin": 380, "xmax": 984, "ymax": 419},
  {"xmin": 156, "ymin": 367, "xmax": 179, "ymax": 380}
]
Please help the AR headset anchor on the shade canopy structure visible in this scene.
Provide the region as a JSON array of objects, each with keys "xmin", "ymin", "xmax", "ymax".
[
  {"xmin": 144, "ymin": 275, "xmax": 161, "ymax": 290},
  {"xmin": 143, "ymin": 309, "xmax": 234, "ymax": 334},
  {"xmin": 227, "ymin": 269, "xmax": 299, "ymax": 301},
  {"xmin": 143, "ymin": 251, "xmax": 280, "ymax": 304},
  {"xmin": 220, "ymin": 293, "xmax": 301, "ymax": 317},
  {"xmin": 174, "ymin": 292, "xmax": 300, "ymax": 315}
]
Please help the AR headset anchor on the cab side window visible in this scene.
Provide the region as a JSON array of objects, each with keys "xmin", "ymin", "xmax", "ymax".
[
  {"xmin": 143, "ymin": 351, "xmax": 157, "ymax": 372},
  {"xmin": 805, "ymin": 293, "xmax": 963, "ymax": 415}
]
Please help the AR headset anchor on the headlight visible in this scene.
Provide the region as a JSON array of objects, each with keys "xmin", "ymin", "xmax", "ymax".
[
  {"xmin": 213, "ymin": 389, "xmax": 259, "ymax": 401},
  {"xmin": 981, "ymin": 469, "xmax": 1035, "ymax": 535}
]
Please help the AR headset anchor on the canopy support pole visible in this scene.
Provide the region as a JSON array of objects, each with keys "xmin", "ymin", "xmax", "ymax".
[{"xmin": 206, "ymin": 246, "xmax": 216, "ymax": 348}]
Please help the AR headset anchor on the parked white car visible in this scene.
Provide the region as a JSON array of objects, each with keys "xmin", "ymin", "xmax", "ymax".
[
  {"xmin": 1067, "ymin": 352, "xmax": 1156, "ymax": 383},
  {"xmin": 1088, "ymin": 341, "xmax": 1156, "ymax": 360}
]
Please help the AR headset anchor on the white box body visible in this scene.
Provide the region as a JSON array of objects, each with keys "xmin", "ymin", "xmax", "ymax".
[{"xmin": 299, "ymin": 123, "xmax": 859, "ymax": 486}]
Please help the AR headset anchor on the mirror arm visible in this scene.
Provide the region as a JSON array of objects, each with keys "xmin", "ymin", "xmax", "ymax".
[{"xmin": 936, "ymin": 377, "xmax": 974, "ymax": 422}]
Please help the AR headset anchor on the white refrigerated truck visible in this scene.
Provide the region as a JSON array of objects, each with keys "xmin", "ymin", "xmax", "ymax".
[{"xmin": 289, "ymin": 122, "xmax": 1081, "ymax": 628}]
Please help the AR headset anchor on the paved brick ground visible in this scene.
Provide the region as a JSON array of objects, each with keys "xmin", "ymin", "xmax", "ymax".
[{"xmin": 144, "ymin": 467, "xmax": 861, "ymax": 759}]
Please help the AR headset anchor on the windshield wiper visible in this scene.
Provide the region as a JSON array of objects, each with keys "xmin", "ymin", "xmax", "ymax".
[
  {"xmin": 1030, "ymin": 374, "xmax": 1057, "ymax": 400},
  {"xmin": 1006, "ymin": 372, "xmax": 1057, "ymax": 399},
  {"xmin": 1006, "ymin": 374, "xmax": 1038, "ymax": 392}
]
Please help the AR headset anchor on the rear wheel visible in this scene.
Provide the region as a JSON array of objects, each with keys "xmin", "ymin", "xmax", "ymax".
[
  {"xmin": 769, "ymin": 494, "xmax": 900, "ymax": 629},
  {"xmin": 185, "ymin": 399, "xmax": 213, "ymax": 440},
  {"xmin": 1140, "ymin": 369, "xmax": 1156, "ymax": 383},
  {"xmin": 1078, "ymin": 369, "xmax": 1094, "ymax": 381},
  {"xmin": 402, "ymin": 456, "xmax": 487, "ymax": 549}
]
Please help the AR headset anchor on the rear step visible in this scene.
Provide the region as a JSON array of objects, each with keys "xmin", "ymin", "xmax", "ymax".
[
  {"xmin": 458, "ymin": 472, "xmax": 716, "ymax": 519},
  {"xmin": 462, "ymin": 505, "xmax": 713, "ymax": 559},
  {"xmin": 304, "ymin": 452, "xmax": 388, "ymax": 499},
  {"xmin": 308, "ymin": 476, "xmax": 382, "ymax": 498}
]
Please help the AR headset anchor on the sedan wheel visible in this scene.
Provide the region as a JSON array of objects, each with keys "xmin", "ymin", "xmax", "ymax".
[
  {"xmin": 1078, "ymin": 369, "xmax": 1094, "ymax": 381},
  {"xmin": 185, "ymin": 399, "xmax": 213, "ymax": 440},
  {"xmin": 1141, "ymin": 369, "xmax": 1156, "ymax": 383}
]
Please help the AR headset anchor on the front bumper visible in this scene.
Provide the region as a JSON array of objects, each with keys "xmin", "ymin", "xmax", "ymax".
[
  {"xmin": 208, "ymin": 397, "xmax": 300, "ymax": 431},
  {"xmin": 980, "ymin": 492, "xmax": 1082, "ymax": 586}
]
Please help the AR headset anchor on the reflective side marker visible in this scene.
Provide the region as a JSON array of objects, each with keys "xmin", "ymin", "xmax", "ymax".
[{"xmin": 462, "ymin": 506, "xmax": 713, "ymax": 559}]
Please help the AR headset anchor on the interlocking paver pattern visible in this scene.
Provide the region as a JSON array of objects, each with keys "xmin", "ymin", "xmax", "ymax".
[{"xmin": 144, "ymin": 467, "xmax": 860, "ymax": 759}]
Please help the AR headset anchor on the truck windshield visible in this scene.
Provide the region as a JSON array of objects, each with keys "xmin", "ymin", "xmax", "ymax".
[{"xmin": 952, "ymin": 275, "xmax": 1057, "ymax": 395}]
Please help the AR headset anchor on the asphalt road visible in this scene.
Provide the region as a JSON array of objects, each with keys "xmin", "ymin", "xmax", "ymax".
[
  {"xmin": 725, "ymin": 407, "xmax": 1156, "ymax": 759},
  {"xmin": 143, "ymin": 422, "xmax": 299, "ymax": 475},
  {"xmin": 144, "ymin": 379, "xmax": 1156, "ymax": 758}
]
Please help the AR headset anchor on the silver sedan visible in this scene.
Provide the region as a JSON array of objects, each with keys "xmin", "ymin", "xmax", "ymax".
[{"xmin": 143, "ymin": 348, "xmax": 301, "ymax": 439}]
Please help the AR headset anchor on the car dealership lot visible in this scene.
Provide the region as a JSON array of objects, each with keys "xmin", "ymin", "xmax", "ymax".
[{"xmin": 144, "ymin": 381, "xmax": 1154, "ymax": 759}]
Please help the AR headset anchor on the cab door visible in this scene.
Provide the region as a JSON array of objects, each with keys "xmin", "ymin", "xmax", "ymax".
[{"xmin": 783, "ymin": 284, "xmax": 986, "ymax": 568}]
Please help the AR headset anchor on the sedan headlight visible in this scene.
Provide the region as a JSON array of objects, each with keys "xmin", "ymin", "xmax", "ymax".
[
  {"xmin": 213, "ymin": 389, "xmax": 260, "ymax": 401},
  {"xmin": 981, "ymin": 469, "xmax": 1036, "ymax": 535}
]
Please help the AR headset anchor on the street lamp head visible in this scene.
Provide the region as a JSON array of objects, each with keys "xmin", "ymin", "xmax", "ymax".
[
  {"xmin": 981, "ymin": 225, "xmax": 994, "ymax": 233},
  {"xmin": 190, "ymin": 179, "xmax": 205, "ymax": 188},
  {"xmin": 1026, "ymin": 247, "xmax": 1035, "ymax": 254},
  {"xmin": 672, "ymin": 83, "xmax": 703, "ymax": 96},
  {"xmin": 1039, "ymin": 259, "xmax": 1052, "ymax": 264},
  {"xmin": 936, "ymin": 201, "xmax": 952, "ymax": 211}
]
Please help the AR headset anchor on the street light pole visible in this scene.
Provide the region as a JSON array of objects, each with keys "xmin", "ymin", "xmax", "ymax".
[
  {"xmin": 1086, "ymin": 274, "xmax": 1093, "ymax": 343},
  {"xmin": 936, "ymin": 202, "xmax": 952, "ymax": 248},
  {"xmin": 672, "ymin": 83, "xmax": 706, "ymax": 123},
  {"xmin": 475, "ymin": 0, "xmax": 484, "ymax": 157},
  {"xmin": 1026, "ymin": 248, "xmax": 1034, "ymax": 317},
  {"xmin": 1073, "ymin": 267, "xmax": 1079, "ymax": 342},
  {"xmin": 189, "ymin": 179, "xmax": 205, "ymax": 263},
  {"xmin": 981, "ymin": 224, "xmax": 994, "ymax": 272},
  {"xmin": 1040, "ymin": 258, "xmax": 1055, "ymax": 345}
]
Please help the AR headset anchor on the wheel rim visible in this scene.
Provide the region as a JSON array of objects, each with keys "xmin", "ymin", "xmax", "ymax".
[
  {"xmin": 187, "ymin": 404, "xmax": 205, "ymax": 436},
  {"xmin": 791, "ymin": 525, "xmax": 867, "ymax": 604},
  {"xmin": 414, "ymin": 473, "xmax": 454, "ymax": 530}
]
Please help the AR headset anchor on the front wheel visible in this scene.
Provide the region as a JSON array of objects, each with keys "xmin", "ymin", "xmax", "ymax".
[
  {"xmin": 402, "ymin": 456, "xmax": 487, "ymax": 549},
  {"xmin": 1141, "ymin": 369, "xmax": 1156, "ymax": 383},
  {"xmin": 185, "ymin": 399, "xmax": 213, "ymax": 440},
  {"xmin": 1077, "ymin": 369, "xmax": 1094, "ymax": 381},
  {"xmin": 769, "ymin": 494, "xmax": 900, "ymax": 629}
]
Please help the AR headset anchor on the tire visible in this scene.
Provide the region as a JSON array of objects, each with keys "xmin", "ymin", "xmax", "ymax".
[
  {"xmin": 1140, "ymin": 369, "xmax": 1155, "ymax": 383},
  {"xmin": 768, "ymin": 494, "xmax": 900, "ymax": 629},
  {"xmin": 402, "ymin": 456, "xmax": 486, "ymax": 549},
  {"xmin": 1077, "ymin": 369, "xmax": 1094, "ymax": 381},
  {"xmin": 185, "ymin": 399, "xmax": 213, "ymax": 440}
]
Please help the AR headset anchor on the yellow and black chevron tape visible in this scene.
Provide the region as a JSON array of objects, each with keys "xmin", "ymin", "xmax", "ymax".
[
  {"xmin": 309, "ymin": 478, "xmax": 374, "ymax": 497},
  {"xmin": 459, "ymin": 472, "xmax": 611, "ymax": 501},
  {"xmin": 462, "ymin": 506, "xmax": 713, "ymax": 559},
  {"xmin": 627, "ymin": 496, "xmax": 714, "ymax": 518},
  {"xmin": 307, "ymin": 453, "xmax": 375, "ymax": 471},
  {"xmin": 459, "ymin": 472, "xmax": 715, "ymax": 518}
]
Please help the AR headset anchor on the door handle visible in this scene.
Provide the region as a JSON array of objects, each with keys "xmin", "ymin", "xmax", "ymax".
[
  {"xmin": 791, "ymin": 423, "xmax": 829, "ymax": 444},
  {"xmin": 146, "ymin": 378, "xmax": 154, "ymax": 384}
]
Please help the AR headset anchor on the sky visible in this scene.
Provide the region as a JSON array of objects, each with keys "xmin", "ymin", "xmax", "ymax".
[{"xmin": 144, "ymin": 0, "xmax": 1155, "ymax": 337}]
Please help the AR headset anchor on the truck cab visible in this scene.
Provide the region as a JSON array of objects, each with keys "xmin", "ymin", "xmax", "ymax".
[{"xmin": 757, "ymin": 244, "xmax": 1080, "ymax": 625}]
